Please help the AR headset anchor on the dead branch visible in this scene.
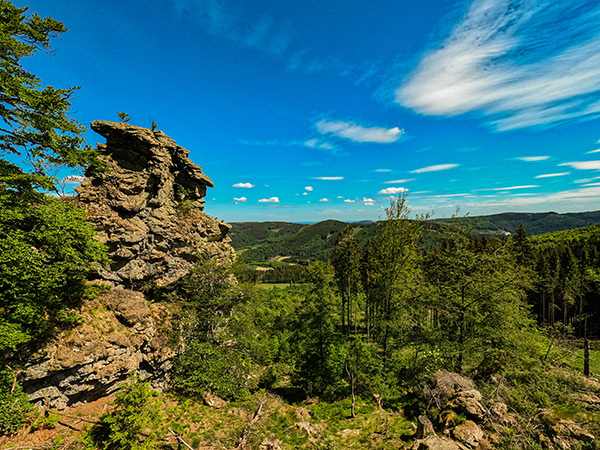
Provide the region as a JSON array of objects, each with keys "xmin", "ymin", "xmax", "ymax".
[
  {"xmin": 168, "ymin": 427, "xmax": 195, "ymax": 450},
  {"xmin": 236, "ymin": 398, "xmax": 266, "ymax": 449}
]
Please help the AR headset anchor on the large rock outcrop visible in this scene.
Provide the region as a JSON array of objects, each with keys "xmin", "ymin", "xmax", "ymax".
[
  {"xmin": 22, "ymin": 287, "xmax": 175, "ymax": 409},
  {"xmin": 76, "ymin": 120, "xmax": 234, "ymax": 288}
]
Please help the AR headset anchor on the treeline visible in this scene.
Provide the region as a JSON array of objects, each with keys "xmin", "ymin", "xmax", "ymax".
[
  {"xmin": 527, "ymin": 224, "xmax": 600, "ymax": 337},
  {"xmin": 165, "ymin": 196, "xmax": 547, "ymax": 410}
]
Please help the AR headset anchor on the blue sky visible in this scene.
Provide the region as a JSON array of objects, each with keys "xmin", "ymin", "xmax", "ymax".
[{"xmin": 14, "ymin": 0, "xmax": 600, "ymax": 222}]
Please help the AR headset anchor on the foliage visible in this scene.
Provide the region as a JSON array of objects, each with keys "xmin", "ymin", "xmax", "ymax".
[
  {"xmin": 164, "ymin": 257, "xmax": 240, "ymax": 342},
  {"xmin": 424, "ymin": 219, "xmax": 536, "ymax": 372},
  {"xmin": 84, "ymin": 377, "xmax": 162, "ymax": 450},
  {"xmin": 0, "ymin": 0, "xmax": 99, "ymax": 189},
  {"xmin": 0, "ymin": 182, "xmax": 107, "ymax": 359},
  {"xmin": 0, "ymin": 2, "xmax": 107, "ymax": 365},
  {"xmin": 0, "ymin": 369, "xmax": 32, "ymax": 435},
  {"xmin": 292, "ymin": 262, "xmax": 346, "ymax": 398},
  {"xmin": 171, "ymin": 340, "xmax": 254, "ymax": 400}
]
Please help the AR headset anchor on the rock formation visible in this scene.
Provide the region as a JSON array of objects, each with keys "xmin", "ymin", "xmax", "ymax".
[
  {"xmin": 76, "ymin": 120, "xmax": 234, "ymax": 288},
  {"xmin": 22, "ymin": 287, "xmax": 175, "ymax": 409},
  {"xmin": 20, "ymin": 121, "xmax": 236, "ymax": 409}
]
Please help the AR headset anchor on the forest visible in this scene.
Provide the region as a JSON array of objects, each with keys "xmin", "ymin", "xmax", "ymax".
[{"xmin": 1, "ymin": 1, "xmax": 600, "ymax": 448}]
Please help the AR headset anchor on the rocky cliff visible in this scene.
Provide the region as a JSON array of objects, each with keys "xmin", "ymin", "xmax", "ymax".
[
  {"xmin": 21, "ymin": 121, "xmax": 235, "ymax": 409},
  {"xmin": 76, "ymin": 120, "xmax": 234, "ymax": 288},
  {"xmin": 22, "ymin": 287, "xmax": 174, "ymax": 409}
]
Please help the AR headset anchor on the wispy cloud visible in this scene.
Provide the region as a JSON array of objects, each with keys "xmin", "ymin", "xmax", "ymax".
[
  {"xmin": 479, "ymin": 185, "xmax": 540, "ymax": 191},
  {"xmin": 319, "ymin": 198, "xmax": 329, "ymax": 202},
  {"xmin": 316, "ymin": 119, "xmax": 404, "ymax": 144},
  {"xmin": 396, "ymin": 1, "xmax": 600, "ymax": 131},
  {"xmin": 258, "ymin": 197, "xmax": 280, "ymax": 203},
  {"xmin": 587, "ymin": 149, "xmax": 600, "ymax": 154},
  {"xmin": 344, "ymin": 199, "xmax": 356, "ymax": 203},
  {"xmin": 411, "ymin": 164, "xmax": 459, "ymax": 173},
  {"xmin": 312, "ymin": 176, "xmax": 344, "ymax": 180},
  {"xmin": 516, "ymin": 156, "xmax": 550, "ymax": 162},
  {"xmin": 233, "ymin": 182, "xmax": 255, "ymax": 188},
  {"xmin": 378, "ymin": 187, "xmax": 408, "ymax": 195},
  {"xmin": 575, "ymin": 175, "xmax": 600, "ymax": 184},
  {"xmin": 384, "ymin": 178, "xmax": 414, "ymax": 184},
  {"xmin": 172, "ymin": 0, "xmax": 366, "ymax": 79},
  {"xmin": 374, "ymin": 169, "xmax": 392, "ymax": 172},
  {"xmin": 535, "ymin": 172, "xmax": 570, "ymax": 178},
  {"xmin": 304, "ymin": 186, "xmax": 313, "ymax": 191},
  {"xmin": 303, "ymin": 138, "xmax": 337, "ymax": 151},
  {"xmin": 233, "ymin": 197, "xmax": 247, "ymax": 203},
  {"xmin": 559, "ymin": 160, "xmax": 600, "ymax": 170}
]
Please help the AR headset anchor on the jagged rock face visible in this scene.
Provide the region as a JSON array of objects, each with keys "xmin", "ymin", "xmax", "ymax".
[
  {"xmin": 22, "ymin": 288, "xmax": 175, "ymax": 410},
  {"xmin": 76, "ymin": 120, "xmax": 234, "ymax": 288}
]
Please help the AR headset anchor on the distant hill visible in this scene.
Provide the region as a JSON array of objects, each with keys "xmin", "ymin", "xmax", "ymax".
[
  {"xmin": 230, "ymin": 210, "xmax": 600, "ymax": 263},
  {"xmin": 437, "ymin": 210, "xmax": 600, "ymax": 236}
]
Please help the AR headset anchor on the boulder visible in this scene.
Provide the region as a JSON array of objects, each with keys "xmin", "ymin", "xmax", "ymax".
[
  {"xmin": 425, "ymin": 371, "xmax": 487, "ymax": 422},
  {"xmin": 416, "ymin": 415, "xmax": 436, "ymax": 439},
  {"xmin": 260, "ymin": 434, "xmax": 282, "ymax": 450},
  {"xmin": 204, "ymin": 392, "xmax": 227, "ymax": 409},
  {"xmin": 76, "ymin": 121, "xmax": 234, "ymax": 288},
  {"xmin": 411, "ymin": 435, "xmax": 461, "ymax": 450},
  {"xmin": 452, "ymin": 420, "xmax": 484, "ymax": 448}
]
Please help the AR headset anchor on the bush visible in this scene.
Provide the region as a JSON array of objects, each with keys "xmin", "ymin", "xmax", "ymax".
[
  {"xmin": 84, "ymin": 377, "xmax": 161, "ymax": 450},
  {"xmin": 0, "ymin": 370, "xmax": 33, "ymax": 435},
  {"xmin": 171, "ymin": 341, "xmax": 254, "ymax": 400}
]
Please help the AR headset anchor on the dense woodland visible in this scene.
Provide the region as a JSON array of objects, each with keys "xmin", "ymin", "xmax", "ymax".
[{"xmin": 2, "ymin": 2, "xmax": 600, "ymax": 448}]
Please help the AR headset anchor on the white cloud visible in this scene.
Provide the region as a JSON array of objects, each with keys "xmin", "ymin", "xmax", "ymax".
[
  {"xmin": 312, "ymin": 176, "xmax": 344, "ymax": 180},
  {"xmin": 337, "ymin": 195, "xmax": 344, "ymax": 199},
  {"xmin": 535, "ymin": 172, "xmax": 570, "ymax": 178},
  {"xmin": 378, "ymin": 187, "xmax": 408, "ymax": 195},
  {"xmin": 480, "ymin": 185, "xmax": 540, "ymax": 191},
  {"xmin": 61, "ymin": 175, "xmax": 85, "ymax": 184},
  {"xmin": 575, "ymin": 175, "xmax": 600, "ymax": 184},
  {"xmin": 319, "ymin": 198, "xmax": 329, "ymax": 202},
  {"xmin": 304, "ymin": 138, "xmax": 336, "ymax": 151},
  {"xmin": 374, "ymin": 169, "xmax": 392, "ymax": 172},
  {"xmin": 302, "ymin": 192, "xmax": 308, "ymax": 196},
  {"xmin": 233, "ymin": 197, "xmax": 247, "ymax": 203},
  {"xmin": 233, "ymin": 182, "xmax": 255, "ymax": 188},
  {"xmin": 396, "ymin": 1, "xmax": 600, "ymax": 131},
  {"xmin": 559, "ymin": 161, "xmax": 600, "ymax": 170},
  {"xmin": 363, "ymin": 197, "xmax": 376, "ymax": 205},
  {"xmin": 316, "ymin": 119, "xmax": 404, "ymax": 143},
  {"xmin": 587, "ymin": 149, "xmax": 600, "ymax": 154},
  {"xmin": 384, "ymin": 178, "xmax": 414, "ymax": 184},
  {"xmin": 258, "ymin": 197, "xmax": 280, "ymax": 203},
  {"xmin": 304, "ymin": 186, "xmax": 313, "ymax": 191},
  {"xmin": 411, "ymin": 164, "xmax": 459, "ymax": 173},
  {"xmin": 516, "ymin": 156, "xmax": 550, "ymax": 162},
  {"xmin": 344, "ymin": 199, "xmax": 356, "ymax": 203}
]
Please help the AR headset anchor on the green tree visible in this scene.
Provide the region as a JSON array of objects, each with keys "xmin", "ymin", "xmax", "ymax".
[
  {"xmin": 0, "ymin": 162, "xmax": 107, "ymax": 360},
  {"xmin": 362, "ymin": 195, "xmax": 425, "ymax": 365},
  {"xmin": 85, "ymin": 377, "xmax": 162, "ymax": 450},
  {"xmin": 425, "ymin": 220, "xmax": 536, "ymax": 373},
  {"xmin": 293, "ymin": 262, "xmax": 345, "ymax": 398},
  {"xmin": 0, "ymin": 1, "xmax": 98, "ymax": 190},
  {"xmin": 331, "ymin": 225, "xmax": 362, "ymax": 334}
]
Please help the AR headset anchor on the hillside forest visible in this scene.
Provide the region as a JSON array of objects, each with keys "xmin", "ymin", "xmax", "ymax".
[{"xmin": 2, "ymin": 1, "xmax": 600, "ymax": 449}]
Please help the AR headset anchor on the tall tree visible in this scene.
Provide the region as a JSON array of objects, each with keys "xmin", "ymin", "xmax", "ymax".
[
  {"xmin": 425, "ymin": 220, "xmax": 535, "ymax": 372},
  {"xmin": 331, "ymin": 225, "xmax": 362, "ymax": 334},
  {"xmin": 0, "ymin": 2, "xmax": 107, "ymax": 359},
  {"xmin": 363, "ymin": 195, "xmax": 425, "ymax": 365},
  {"xmin": 1, "ymin": 1, "xmax": 98, "ymax": 190}
]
